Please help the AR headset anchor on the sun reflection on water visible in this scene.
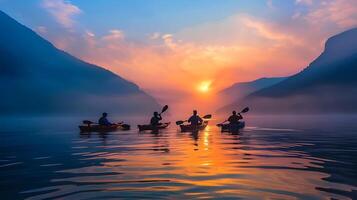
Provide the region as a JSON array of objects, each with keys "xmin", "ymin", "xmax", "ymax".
[{"xmin": 203, "ymin": 125, "xmax": 210, "ymax": 151}]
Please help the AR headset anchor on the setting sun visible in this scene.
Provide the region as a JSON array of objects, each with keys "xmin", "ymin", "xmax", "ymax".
[{"xmin": 198, "ymin": 81, "xmax": 212, "ymax": 93}]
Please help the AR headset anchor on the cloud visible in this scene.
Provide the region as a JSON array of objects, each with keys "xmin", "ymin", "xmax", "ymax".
[
  {"xmin": 102, "ymin": 29, "xmax": 125, "ymax": 41},
  {"xmin": 305, "ymin": 0, "xmax": 357, "ymax": 28},
  {"xmin": 85, "ymin": 31, "xmax": 95, "ymax": 37},
  {"xmin": 42, "ymin": 14, "xmax": 325, "ymax": 93},
  {"xmin": 295, "ymin": 0, "xmax": 313, "ymax": 5},
  {"xmin": 39, "ymin": 0, "xmax": 357, "ymax": 96},
  {"xmin": 240, "ymin": 16, "xmax": 302, "ymax": 45},
  {"xmin": 36, "ymin": 26, "xmax": 47, "ymax": 34},
  {"xmin": 42, "ymin": 0, "xmax": 81, "ymax": 28},
  {"xmin": 161, "ymin": 34, "xmax": 177, "ymax": 49},
  {"xmin": 149, "ymin": 32, "xmax": 161, "ymax": 40}
]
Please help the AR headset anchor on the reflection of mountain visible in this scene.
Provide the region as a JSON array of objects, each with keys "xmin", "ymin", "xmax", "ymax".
[
  {"xmin": 0, "ymin": 11, "xmax": 160, "ymax": 115},
  {"xmin": 217, "ymin": 77, "xmax": 286, "ymax": 107},
  {"xmin": 221, "ymin": 28, "xmax": 357, "ymax": 114}
]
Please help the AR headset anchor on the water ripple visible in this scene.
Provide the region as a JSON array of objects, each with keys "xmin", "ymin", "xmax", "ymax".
[{"xmin": 1, "ymin": 124, "xmax": 357, "ymax": 199}]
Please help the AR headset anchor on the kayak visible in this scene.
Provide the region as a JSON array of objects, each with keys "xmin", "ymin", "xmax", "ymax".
[
  {"xmin": 79, "ymin": 123, "xmax": 130, "ymax": 132},
  {"xmin": 180, "ymin": 121, "xmax": 208, "ymax": 132},
  {"xmin": 138, "ymin": 122, "xmax": 170, "ymax": 131},
  {"xmin": 218, "ymin": 121, "xmax": 245, "ymax": 132}
]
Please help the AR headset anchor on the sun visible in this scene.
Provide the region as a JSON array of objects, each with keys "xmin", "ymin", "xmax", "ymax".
[{"xmin": 198, "ymin": 81, "xmax": 212, "ymax": 93}]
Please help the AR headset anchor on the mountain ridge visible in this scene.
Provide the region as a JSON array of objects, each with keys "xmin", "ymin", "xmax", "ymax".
[{"xmin": 216, "ymin": 77, "xmax": 286, "ymax": 110}]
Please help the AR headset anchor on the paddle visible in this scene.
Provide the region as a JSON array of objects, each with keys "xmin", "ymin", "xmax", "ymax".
[
  {"xmin": 120, "ymin": 124, "xmax": 131, "ymax": 130},
  {"xmin": 203, "ymin": 114, "xmax": 212, "ymax": 119},
  {"xmin": 160, "ymin": 105, "xmax": 169, "ymax": 115},
  {"xmin": 217, "ymin": 107, "xmax": 250, "ymax": 126},
  {"xmin": 158, "ymin": 105, "xmax": 168, "ymax": 124},
  {"xmin": 83, "ymin": 120, "xmax": 93, "ymax": 125},
  {"xmin": 176, "ymin": 114, "xmax": 212, "ymax": 125}
]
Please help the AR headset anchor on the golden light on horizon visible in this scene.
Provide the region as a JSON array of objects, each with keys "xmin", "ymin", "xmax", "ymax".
[{"xmin": 198, "ymin": 81, "xmax": 212, "ymax": 93}]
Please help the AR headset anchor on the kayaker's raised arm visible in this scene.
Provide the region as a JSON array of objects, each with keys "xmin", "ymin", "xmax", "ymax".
[
  {"xmin": 150, "ymin": 111, "xmax": 162, "ymax": 126},
  {"xmin": 198, "ymin": 116, "xmax": 203, "ymax": 124},
  {"xmin": 228, "ymin": 111, "xmax": 241, "ymax": 125}
]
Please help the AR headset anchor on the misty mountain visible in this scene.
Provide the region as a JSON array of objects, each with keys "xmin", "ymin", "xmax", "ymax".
[
  {"xmin": 221, "ymin": 28, "xmax": 357, "ymax": 114},
  {"xmin": 217, "ymin": 77, "xmax": 286, "ymax": 106},
  {"xmin": 0, "ymin": 11, "xmax": 160, "ymax": 115}
]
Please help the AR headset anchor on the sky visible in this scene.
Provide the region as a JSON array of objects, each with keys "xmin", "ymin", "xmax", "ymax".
[{"xmin": 1, "ymin": 0, "xmax": 357, "ymax": 112}]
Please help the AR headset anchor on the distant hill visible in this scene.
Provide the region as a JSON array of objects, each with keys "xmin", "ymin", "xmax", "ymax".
[
  {"xmin": 217, "ymin": 77, "xmax": 286, "ymax": 107},
  {"xmin": 223, "ymin": 28, "xmax": 357, "ymax": 114},
  {"xmin": 0, "ymin": 10, "xmax": 160, "ymax": 115}
]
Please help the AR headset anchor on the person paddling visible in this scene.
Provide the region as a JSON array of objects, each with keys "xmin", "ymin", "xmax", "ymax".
[
  {"xmin": 188, "ymin": 110, "xmax": 203, "ymax": 126},
  {"xmin": 98, "ymin": 112, "xmax": 112, "ymax": 126},
  {"xmin": 150, "ymin": 111, "xmax": 162, "ymax": 126},
  {"xmin": 227, "ymin": 111, "xmax": 243, "ymax": 125}
]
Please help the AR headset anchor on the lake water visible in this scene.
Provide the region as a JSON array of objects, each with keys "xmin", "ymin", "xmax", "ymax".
[{"xmin": 0, "ymin": 115, "xmax": 357, "ymax": 199}]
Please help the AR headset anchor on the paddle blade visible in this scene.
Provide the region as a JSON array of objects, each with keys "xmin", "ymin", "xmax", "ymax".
[
  {"xmin": 121, "ymin": 124, "xmax": 131, "ymax": 130},
  {"xmin": 83, "ymin": 120, "xmax": 93, "ymax": 125},
  {"xmin": 240, "ymin": 107, "xmax": 250, "ymax": 113},
  {"xmin": 176, "ymin": 120, "xmax": 185, "ymax": 125},
  {"xmin": 161, "ymin": 105, "xmax": 169, "ymax": 113},
  {"xmin": 203, "ymin": 114, "xmax": 212, "ymax": 119}
]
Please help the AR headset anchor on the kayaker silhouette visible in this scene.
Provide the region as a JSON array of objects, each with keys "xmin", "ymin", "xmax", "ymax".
[
  {"xmin": 98, "ymin": 112, "xmax": 112, "ymax": 126},
  {"xmin": 188, "ymin": 110, "xmax": 203, "ymax": 125},
  {"xmin": 150, "ymin": 112, "xmax": 162, "ymax": 126},
  {"xmin": 228, "ymin": 111, "xmax": 243, "ymax": 125}
]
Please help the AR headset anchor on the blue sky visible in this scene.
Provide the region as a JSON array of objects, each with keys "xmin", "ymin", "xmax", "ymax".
[{"xmin": 0, "ymin": 0, "xmax": 295, "ymax": 40}]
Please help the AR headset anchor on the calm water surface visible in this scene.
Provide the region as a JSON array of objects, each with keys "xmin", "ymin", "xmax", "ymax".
[{"xmin": 0, "ymin": 116, "xmax": 357, "ymax": 199}]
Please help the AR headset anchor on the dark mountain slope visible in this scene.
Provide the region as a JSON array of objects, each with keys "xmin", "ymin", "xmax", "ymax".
[
  {"xmin": 217, "ymin": 77, "xmax": 286, "ymax": 107},
  {"xmin": 222, "ymin": 28, "xmax": 357, "ymax": 114},
  {"xmin": 0, "ymin": 10, "xmax": 160, "ymax": 115}
]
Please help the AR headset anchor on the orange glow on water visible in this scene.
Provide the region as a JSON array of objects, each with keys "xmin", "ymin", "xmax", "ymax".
[{"xmin": 28, "ymin": 123, "xmax": 354, "ymax": 200}]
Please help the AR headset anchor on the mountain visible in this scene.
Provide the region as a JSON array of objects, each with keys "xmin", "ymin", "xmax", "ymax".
[
  {"xmin": 0, "ymin": 10, "xmax": 160, "ymax": 115},
  {"xmin": 217, "ymin": 77, "xmax": 286, "ymax": 106},
  {"xmin": 221, "ymin": 28, "xmax": 357, "ymax": 114}
]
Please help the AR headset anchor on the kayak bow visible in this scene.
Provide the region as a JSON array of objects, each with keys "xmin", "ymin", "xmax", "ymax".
[
  {"xmin": 79, "ymin": 123, "xmax": 130, "ymax": 132},
  {"xmin": 138, "ymin": 122, "xmax": 170, "ymax": 131},
  {"xmin": 179, "ymin": 121, "xmax": 208, "ymax": 132},
  {"xmin": 218, "ymin": 121, "xmax": 245, "ymax": 132}
]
